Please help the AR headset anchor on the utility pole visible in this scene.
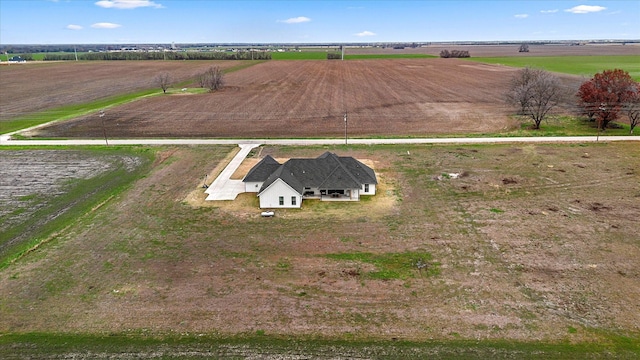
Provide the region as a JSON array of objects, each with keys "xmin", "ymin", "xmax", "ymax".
[
  {"xmin": 597, "ymin": 103, "xmax": 606, "ymax": 142},
  {"xmin": 344, "ymin": 112, "xmax": 348, "ymax": 145},
  {"xmin": 99, "ymin": 110, "xmax": 108, "ymax": 146}
]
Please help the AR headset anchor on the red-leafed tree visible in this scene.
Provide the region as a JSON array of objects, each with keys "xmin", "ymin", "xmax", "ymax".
[{"xmin": 577, "ymin": 69, "xmax": 637, "ymax": 131}]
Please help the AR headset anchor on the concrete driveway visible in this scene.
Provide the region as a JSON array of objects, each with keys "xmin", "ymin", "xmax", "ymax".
[{"xmin": 204, "ymin": 143, "xmax": 260, "ymax": 201}]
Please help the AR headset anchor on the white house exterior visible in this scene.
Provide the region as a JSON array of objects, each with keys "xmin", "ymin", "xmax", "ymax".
[
  {"xmin": 258, "ymin": 179, "xmax": 303, "ymax": 209},
  {"xmin": 243, "ymin": 152, "xmax": 377, "ymax": 209}
]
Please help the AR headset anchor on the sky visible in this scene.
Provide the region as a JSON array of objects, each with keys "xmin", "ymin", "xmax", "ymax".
[{"xmin": 0, "ymin": 0, "xmax": 638, "ymax": 44}]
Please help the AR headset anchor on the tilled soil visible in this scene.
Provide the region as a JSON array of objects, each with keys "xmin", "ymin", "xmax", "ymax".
[
  {"xmin": 29, "ymin": 59, "xmax": 530, "ymax": 138},
  {"xmin": 0, "ymin": 61, "xmax": 247, "ymax": 122}
]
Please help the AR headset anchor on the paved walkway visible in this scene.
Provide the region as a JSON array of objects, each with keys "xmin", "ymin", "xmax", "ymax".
[{"xmin": 204, "ymin": 143, "xmax": 260, "ymax": 201}]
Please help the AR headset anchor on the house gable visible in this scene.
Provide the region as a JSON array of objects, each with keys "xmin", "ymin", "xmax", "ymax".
[{"xmin": 258, "ymin": 178, "xmax": 302, "ymax": 209}]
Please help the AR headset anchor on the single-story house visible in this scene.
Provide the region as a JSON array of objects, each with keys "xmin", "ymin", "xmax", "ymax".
[{"xmin": 243, "ymin": 152, "xmax": 377, "ymax": 209}]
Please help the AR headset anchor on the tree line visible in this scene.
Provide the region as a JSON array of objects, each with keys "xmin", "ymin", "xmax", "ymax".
[
  {"xmin": 156, "ymin": 66, "xmax": 225, "ymax": 93},
  {"xmin": 439, "ymin": 50, "xmax": 471, "ymax": 58},
  {"xmin": 41, "ymin": 51, "xmax": 272, "ymax": 61},
  {"xmin": 507, "ymin": 67, "xmax": 639, "ymax": 134}
]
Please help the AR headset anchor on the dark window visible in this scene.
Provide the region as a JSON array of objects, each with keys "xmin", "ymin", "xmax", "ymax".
[
  {"xmin": 291, "ymin": 196, "xmax": 297, "ymax": 206},
  {"xmin": 279, "ymin": 196, "xmax": 284, "ymax": 206},
  {"xmin": 364, "ymin": 184, "xmax": 369, "ymax": 192}
]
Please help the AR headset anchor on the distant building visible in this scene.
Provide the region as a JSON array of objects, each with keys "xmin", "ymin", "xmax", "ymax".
[
  {"xmin": 8, "ymin": 56, "xmax": 26, "ymax": 63},
  {"xmin": 243, "ymin": 152, "xmax": 377, "ymax": 209}
]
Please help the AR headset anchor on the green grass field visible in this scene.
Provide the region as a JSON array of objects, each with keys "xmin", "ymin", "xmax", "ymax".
[
  {"xmin": 271, "ymin": 51, "xmax": 436, "ymax": 60},
  {"xmin": 469, "ymin": 55, "xmax": 640, "ymax": 81},
  {"xmin": 1, "ymin": 331, "xmax": 638, "ymax": 359}
]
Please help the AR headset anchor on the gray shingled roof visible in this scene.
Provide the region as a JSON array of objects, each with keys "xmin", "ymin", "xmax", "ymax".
[
  {"xmin": 242, "ymin": 155, "xmax": 281, "ymax": 182},
  {"xmin": 259, "ymin": 163, "xmax": 305, "ymax": 194},
  {"xmin": 253, "ymin": 152, "xmax": 377, "ymax": 195}
]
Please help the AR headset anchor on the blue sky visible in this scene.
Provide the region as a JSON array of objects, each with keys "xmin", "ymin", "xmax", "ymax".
[{"xmin": 1, "ymin": 0, "xmax": 638, "ymax": 44}]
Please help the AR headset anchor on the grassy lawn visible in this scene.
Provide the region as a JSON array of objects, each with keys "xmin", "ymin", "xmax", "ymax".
[
  {"xmin": 468, "ymin": 55, "xmax": 640, "ymax": 80},
  {"xmin": 481, "ymin": 115, "xmax": 635, "ymax": 137}
]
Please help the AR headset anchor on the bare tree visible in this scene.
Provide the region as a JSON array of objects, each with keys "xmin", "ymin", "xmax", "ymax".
[
  {"xmin": 519, "ymin": 43, "xmax": 530, "ymax": 53},
  {"xmin": 200, "ymin": 66, "xmax": 225, "ymax": 92},
  {"xmin": 196, "ymin": 72, "xmax": 207, "ymax": 88},
  {"xmin": 156, "ymin": 72, "xmax": 171, "ymax": 94},
  {"xmin": 506, "ymin": 67, "xmax": 537, "ymax": 115},
  {"xmin": 506, "ymin": 67, "xmax": 563, "ymax": 129},
  {"xmin": 623, "ymin": 83, "xmax": 640, "ymax": 134}
]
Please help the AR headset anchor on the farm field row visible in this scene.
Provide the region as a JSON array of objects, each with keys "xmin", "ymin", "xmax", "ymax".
[
  {"xmin": 3, "ymin": 44, "xmax": 637, "ymax": 138},
  {"xmin": 1, "ymin": 143, "xmax": 638, "ymax": 347},
  {"xmin": 22, "ymin": 59, "xmax": 529, "ymax": 138}
]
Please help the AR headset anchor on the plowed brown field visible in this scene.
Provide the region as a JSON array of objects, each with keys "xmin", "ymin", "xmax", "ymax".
[
  {"xmin": 31, "ymin": 59, "xmax": 540, "ymax": 138},
  {"xmin": 0, "ymin": 60, "xmax": 246, "ymax": 121}
]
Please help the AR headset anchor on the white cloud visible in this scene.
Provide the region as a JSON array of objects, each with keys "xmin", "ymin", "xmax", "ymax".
[
  {"xmin": 278, "ymin": 16, "xmax": 311, "ymax": 24},
  {"xmin": 514, "ymin": 14, "xmax": 529, "ymax": 19},
  {"xmin": 355, "ymin": 30, "xmax": 376, "ymax": 37},
  {"xmin": 66, "ymin": 24, "xmax": 83, "ymax": 30},
  {"xmin": 91, "ymin": 22, "xmax": 122, "ymax": 29},
  {"xmin": 95, "ymin": 0, "xmax": 163, "ymax": 9},
  {"xmin": 540, "ymin": 9, "xmax": 558, "ymax": 14},
  {"xmin": 565, "ymin": 5, "xmax": 607, "ymax": 14}
]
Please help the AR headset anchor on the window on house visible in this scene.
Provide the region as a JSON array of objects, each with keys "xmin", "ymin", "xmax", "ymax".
[
  {"xmin": 364, "ymin": 184, "xmax": 369, "ymax": 192},
  {"xmin": 279, "ymin": 196, "xmax": 284, "ymax": 206},
  {"xmin": 291, "ymin": 196, "xmax": 297, "ymax": 206}
]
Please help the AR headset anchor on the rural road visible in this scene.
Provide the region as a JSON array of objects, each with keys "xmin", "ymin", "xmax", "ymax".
[{"xmin": 1, "ymin": 135, "xmax": 639, "ymax": 146}]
